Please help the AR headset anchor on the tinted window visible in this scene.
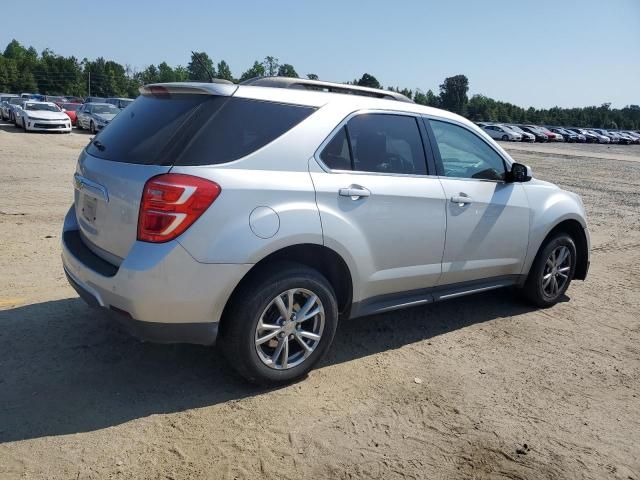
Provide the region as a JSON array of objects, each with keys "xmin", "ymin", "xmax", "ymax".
[
  {"xmin": 429, "ymin": 120, "xmax": 506, "ymax": 181},
  {"xmin": 347, "ymin": 114, "xmax": 427, "ymax": 174},
  {"xmin": 87, "ymin": 95, "xmax": 315, "ymax": 166},
  {"xmin": 320, "ymin": 126, "xmax": 351, "ymax": 170}
]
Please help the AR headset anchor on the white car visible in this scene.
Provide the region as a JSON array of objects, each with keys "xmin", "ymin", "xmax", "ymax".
[
  {"xmin": 482, "ymin": 124, "xmax": 522, "ymax": 141},
  {"xmin": 15, "ymin": 101, "xmax": 72, "ymax": 133}
]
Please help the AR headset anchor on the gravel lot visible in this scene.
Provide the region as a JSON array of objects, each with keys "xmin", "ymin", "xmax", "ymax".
[{"xmin": 1, "ymin": 124, "xmax": 639, "ymax": 480}]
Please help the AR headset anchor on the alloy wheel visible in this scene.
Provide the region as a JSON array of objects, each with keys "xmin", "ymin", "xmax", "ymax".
[
  {"xmin": 542, "ymin": 246, "xmax": 571, "ymax": 298},
  {"xmin": 255, "ymin": 288, "xmax": 325, "ymax": 370}
]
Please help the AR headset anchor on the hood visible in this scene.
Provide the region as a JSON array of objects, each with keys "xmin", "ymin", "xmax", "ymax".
[
  {"xmin": 528, "ymin": 178, "xmax": 560, "ymax": 189},
  {"xmin": 25, "ymin": 110, "xmax": 67, "ymax": 120}
]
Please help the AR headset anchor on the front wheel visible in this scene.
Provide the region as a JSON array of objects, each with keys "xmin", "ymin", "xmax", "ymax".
[
  {"xmin": 220, "ymin": 263, "xmax": 338, "ymax": 385},
  {"xmin": 501, "ymin": 134, "xmax": 509, "ymax": 141},
  {"xmin": 90, "ymin": 121, "xmax": 96, "ymax": 134},
  {"xmin": 522, "ymin": 234, "xmax": 576, "ymax": 308}
]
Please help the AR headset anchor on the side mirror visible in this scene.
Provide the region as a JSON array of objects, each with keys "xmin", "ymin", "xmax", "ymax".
[{"xmin": 508, "ymin": 162, "xmax": 532, "ymax": 182}]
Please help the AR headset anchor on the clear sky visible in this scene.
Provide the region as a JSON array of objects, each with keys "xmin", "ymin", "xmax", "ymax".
[{"xmin": 2, "ymin": 0, "xmax": 639, "ymax": 108}]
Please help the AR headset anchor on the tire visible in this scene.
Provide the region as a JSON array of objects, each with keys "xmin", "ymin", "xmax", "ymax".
[
  {"xmin": 76, "ymin": 118, "xmax": 83, "ymax": 130},
  {"xmin": 219, "ymin": 262, "xmax": 339, "ymax": 385},
  {"xmin": 22, "ymin": 120, "xmax": 27, "ymax": 132},
  {"xmin": 501, "ymin": 134, "xmax": 509, "ymax": 141},
  {"xmin": 90, "ymin": 121, "xmax": 96, "ymax": 134},
  {"xmin": 522, "ymin": 233, "xmax": 576, "ymax": 308}
]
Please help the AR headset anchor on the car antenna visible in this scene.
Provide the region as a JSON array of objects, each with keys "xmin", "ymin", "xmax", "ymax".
[{"xmin": 191, "ymin": 51, "xmax": 215, "ymax": 83}]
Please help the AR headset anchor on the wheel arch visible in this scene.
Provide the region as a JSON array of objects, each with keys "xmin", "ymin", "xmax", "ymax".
[
  {"xmin": 536, "ymin": 219, "xmax": 589, "ymax": 280},
  {"xmin": 218, "ymin": 243, "xmax": 354, "ymax": 337}
]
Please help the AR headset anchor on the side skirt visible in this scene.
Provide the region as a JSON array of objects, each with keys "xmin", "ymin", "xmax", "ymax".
[{"xmin": 349, "ymin": 275, "xmax": 524, "ymax": 319}]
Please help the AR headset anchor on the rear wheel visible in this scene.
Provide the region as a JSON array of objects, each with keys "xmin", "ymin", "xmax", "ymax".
[
  {"xmin": 220, "ymin": 263, "xmax": 338, "ymax": 385},
  {"xmin": 522, "ymin": 233, "xmax": 576, "ymax": 308}
]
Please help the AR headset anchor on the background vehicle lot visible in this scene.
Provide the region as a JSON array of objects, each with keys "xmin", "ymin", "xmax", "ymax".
[{"xmin": 0, "ymin": 122, "xmax": 639, "ymax": 479}]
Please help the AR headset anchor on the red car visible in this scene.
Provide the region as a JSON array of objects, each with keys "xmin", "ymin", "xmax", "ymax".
[{"xmin": 61, "ymin": 103, "xmax": 81, "ymax": 125}]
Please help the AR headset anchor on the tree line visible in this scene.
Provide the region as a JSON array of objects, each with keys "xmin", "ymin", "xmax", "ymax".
[{"xmin": 1, "ymin": 39, "xmax": 637, "ymax": 129}]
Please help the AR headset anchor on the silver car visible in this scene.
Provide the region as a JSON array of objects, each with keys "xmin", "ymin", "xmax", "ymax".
[
  {"xmin": 482, "ymin": 124, "xmax": 522, "ymax": 141},
  {"xmin": 76, "ymin": 102, "xmax": 120, "ymax": 133},
  {"xmin": 62, "ymin": 78, "xmax": 590, "ymax": 384}
]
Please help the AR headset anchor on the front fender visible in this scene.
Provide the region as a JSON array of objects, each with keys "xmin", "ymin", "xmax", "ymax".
[{"xmin": 522, "ymin": 182, "xmax": 588, "ymax": 275}]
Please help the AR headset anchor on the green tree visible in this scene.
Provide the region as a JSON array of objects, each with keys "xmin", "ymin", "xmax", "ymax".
[
  {"xmin": 262, "ymin": 56, "xmax": 279, "ymax": 76},
  {"xmin": 216, "ymin": 60, "xmax": 233, "ymax": 81},
  {"xmin": 157, "ymin": 62, "xmax": 176, "ymax": 82},
  {"xmin": 306, "ymin": 73, "xmax": 319, "ymax": 80},
  {"xmin": 356, "ymin": 73, "xmax": 381, "ymax": 89},
  {"xmin": 187, "ymin": 51, "xmax": 215, "ymax": 81},
  {"xmin": 439, "ymin": 74, "xmax": 469, "ymax": 115},
  {"xmin": 239, "ymin": 60, "xmax": 266, "ymax": 82},
  {"xmin": 277, "ymin": 63, "xmax": 298, "ymax": 78},
  {"xmin": 141, "ymin": 64, "xmax": 160, "ymax": 84},
  {"xmin": 173, "ymin": 65, "xmax": 190, "ymax": 82}
]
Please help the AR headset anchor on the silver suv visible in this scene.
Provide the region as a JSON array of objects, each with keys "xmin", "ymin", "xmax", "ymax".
[{"xmin": 62, "ymin": 77, "xmax": 590, "ymax": 384}]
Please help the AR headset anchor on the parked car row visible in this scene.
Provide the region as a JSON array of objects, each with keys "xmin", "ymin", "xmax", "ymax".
[
  {"xmin": 1, "ymin": 92, "xmax": 131, "ymax": 133},
  {"xmin": 478, "ymin": 121, "xmax": 640, "ymax": 144}
]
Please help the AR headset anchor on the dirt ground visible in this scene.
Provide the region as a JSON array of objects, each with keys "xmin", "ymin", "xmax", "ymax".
[{"xmin": 1, "ymin": 123, "xmax": 639, "ymax": 480}]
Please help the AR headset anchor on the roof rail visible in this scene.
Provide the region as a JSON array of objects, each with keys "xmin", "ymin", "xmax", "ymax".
[{"xmin": 239, "ymin": 76, "xmax": 414, "ymax": 103}]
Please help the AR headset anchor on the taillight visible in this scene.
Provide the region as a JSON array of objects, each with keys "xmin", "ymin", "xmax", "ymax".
[{"xmin": 137, "ymin": 173, "xmax": 221, "ymax": 243}]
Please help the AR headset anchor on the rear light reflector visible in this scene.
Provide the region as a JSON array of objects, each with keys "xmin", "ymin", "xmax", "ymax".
[{"xmin": 137, "ymin": 173, "xmax": 221, "ymax": 243}]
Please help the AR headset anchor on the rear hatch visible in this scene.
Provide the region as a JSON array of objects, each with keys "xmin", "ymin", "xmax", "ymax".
[
  {"xmin": 74, "ymin": 83, "xmax": 238, "ymax": 264},
  {"xmin": 74, "ymin": 82, "xmax": 317, "ymax": 265}
]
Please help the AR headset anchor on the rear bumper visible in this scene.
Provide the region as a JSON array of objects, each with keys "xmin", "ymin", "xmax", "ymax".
[{"xmin": 61, "ymin": 205, "xmax": 251, "ymax": 345}]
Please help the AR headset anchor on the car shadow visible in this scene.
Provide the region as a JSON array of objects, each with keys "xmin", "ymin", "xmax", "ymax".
[
  {"xmin": 0, "ymin": 290, "xmax": 545, "ymax": 443},
  {"xmin": 0, "ymin": 122, "xmax": 25, "ymax": 133}
]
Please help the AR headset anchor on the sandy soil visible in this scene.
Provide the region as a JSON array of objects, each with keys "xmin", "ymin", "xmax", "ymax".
[{"xmin": 1, "ymin": 125, "xmax": 639, "ymax": 480}]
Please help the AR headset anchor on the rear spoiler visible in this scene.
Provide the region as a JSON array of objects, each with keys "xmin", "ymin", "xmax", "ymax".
[{"xmin": 140, "ymin": 81, "xmax": 238, "ymax": 97}]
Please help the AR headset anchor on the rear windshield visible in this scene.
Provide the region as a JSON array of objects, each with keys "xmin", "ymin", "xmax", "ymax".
[{"xmin": 86, "ymin": 95, "xmax": 316, "ymax": 166}]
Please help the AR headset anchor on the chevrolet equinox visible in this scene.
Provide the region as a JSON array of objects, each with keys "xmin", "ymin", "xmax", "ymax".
[{"xmin": 62, "ymin": 77, "xmax": 590, "ymax": 384}]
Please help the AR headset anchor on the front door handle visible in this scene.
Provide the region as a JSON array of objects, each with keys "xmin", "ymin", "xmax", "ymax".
[
  {"xmin": 339, "ymin": 185, "xmax": 370, "ymax": 199},
  {"xmin": 450, "ymin": 194, "xmax": 473, "ymax": 206}
]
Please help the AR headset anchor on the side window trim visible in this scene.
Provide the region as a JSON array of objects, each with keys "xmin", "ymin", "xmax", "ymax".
[
  {"xmin": 314, "ymin": 109, "xmax": 437, "ymax": 177},
  {"xmin": 422, "ymin": 115, "xmax": 511, "ymax": 181}
]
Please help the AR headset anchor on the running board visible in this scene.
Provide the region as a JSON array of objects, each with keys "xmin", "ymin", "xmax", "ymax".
[{"xmin": 350, "ymin": 275, "xmax": 522, "ymax": 319}]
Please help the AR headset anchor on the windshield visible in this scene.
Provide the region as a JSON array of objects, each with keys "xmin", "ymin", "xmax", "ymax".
[
  {"xmin": 10, "ymin": 98, "xmax": 24, "ymax": 105},
  {"xmin": 92, "ymin": 105, "xmax": 120, "ymax": 114},
  {"xmin": 62, "ymin": 103, "xmax": 80, "ymax": 111},
  {"xmin": 47, "ymin": 97, "xmax": 65, "ymax": 102},
  {"xmin": 508, "ymin": 125, "xmax": 524, "ymax": 133},
  {"xmin": 26, "ymin": 103, "xmax": 60, "ymax": 112}
]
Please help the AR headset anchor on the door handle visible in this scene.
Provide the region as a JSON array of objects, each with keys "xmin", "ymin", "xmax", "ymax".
[
  {"xmin": 339, "ymin": 186, "xmax": 370, "ymax": 199},
  {"xmin": 450, "ymin": 194, "xmax": 473, "ymax": 206}
]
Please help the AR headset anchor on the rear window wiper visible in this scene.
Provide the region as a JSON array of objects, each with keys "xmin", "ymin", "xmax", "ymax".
[{"xmin": 92, "ymin": 140, "xmax": 106, "ymax": 151}]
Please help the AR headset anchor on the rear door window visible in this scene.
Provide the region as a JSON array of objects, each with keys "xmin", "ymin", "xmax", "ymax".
[
  {"xmin": 86, "ymin": 95, "xmax": 316, "ymax": 166},
  {"xmin": 319, "ymin": 113, "xmax": 428, "ymax": 175}
]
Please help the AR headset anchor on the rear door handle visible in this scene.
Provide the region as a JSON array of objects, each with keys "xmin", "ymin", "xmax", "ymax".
[
  {"xmin": 339, "ymin": 186, "xmax": 370, "ymax": 199},
  {"xmin": 450, "ymin": 194, "xmax": 473, "ymax": 206}
]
